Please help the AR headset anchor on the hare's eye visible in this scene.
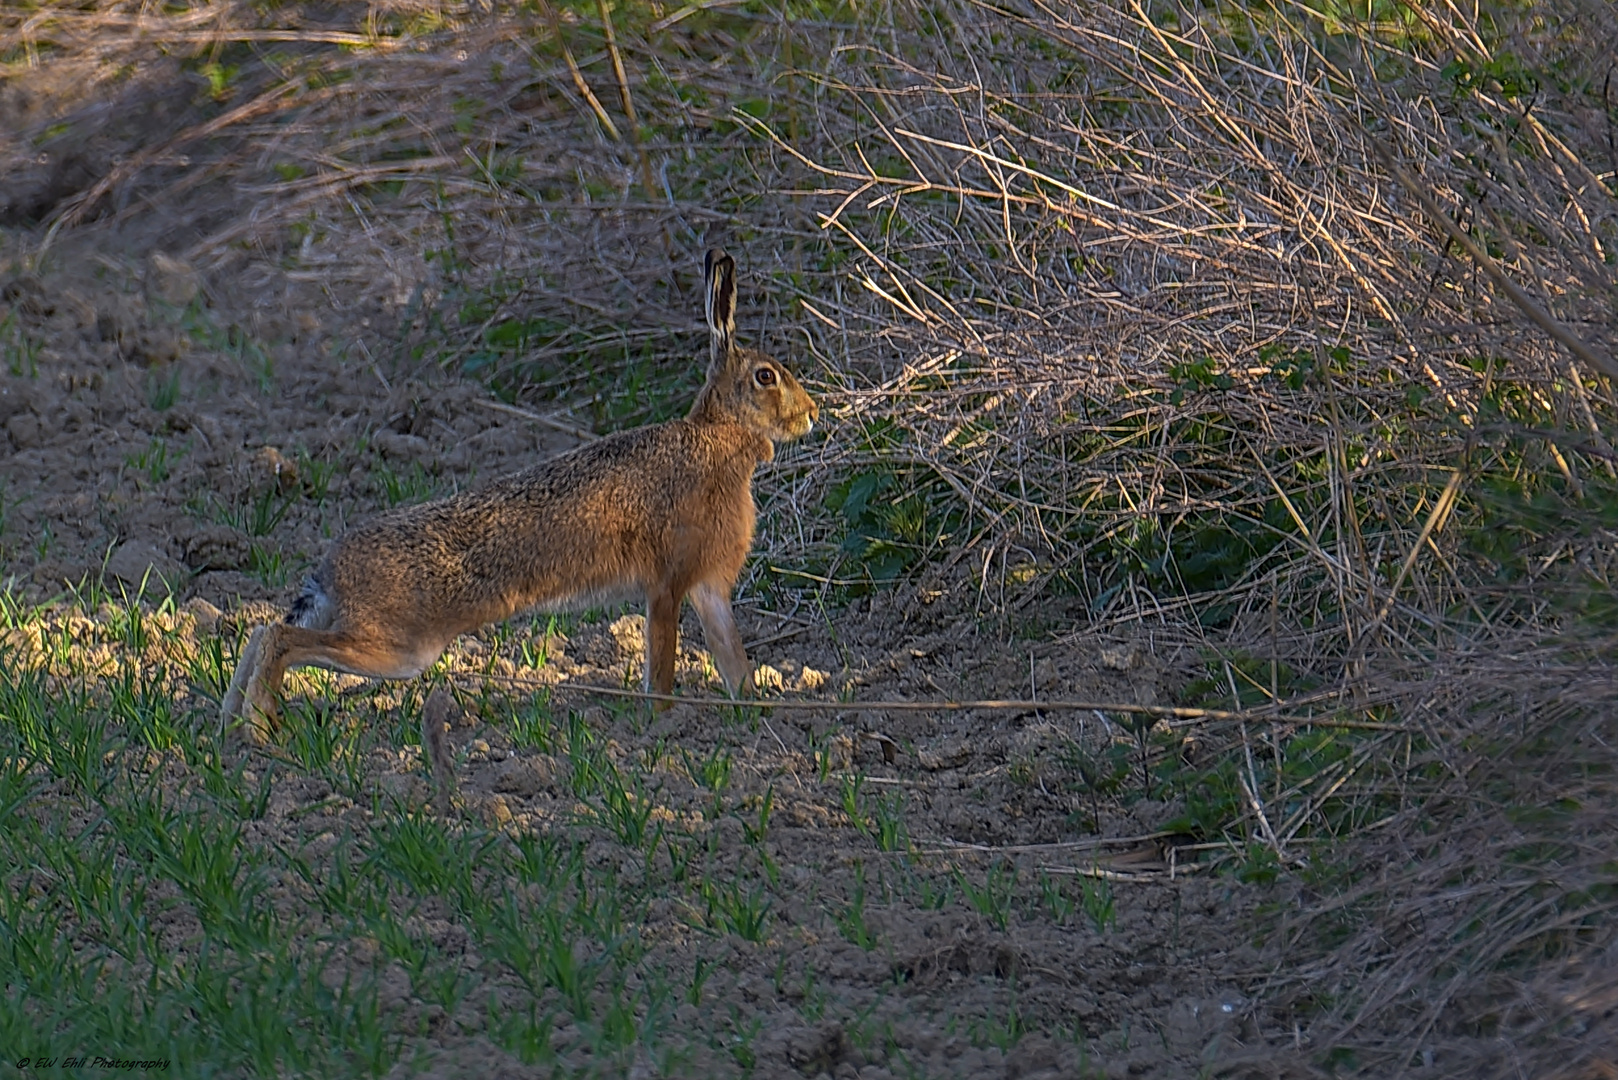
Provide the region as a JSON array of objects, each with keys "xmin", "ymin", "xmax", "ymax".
[{"xmin": 754, "ymin": 368, "xmax": 777, "ymax": 387}]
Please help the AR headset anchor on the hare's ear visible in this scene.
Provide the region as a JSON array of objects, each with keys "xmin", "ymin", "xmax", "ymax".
[{"xmin": 704, "ymin": 248, "xmax": 737, "ymax": 367}]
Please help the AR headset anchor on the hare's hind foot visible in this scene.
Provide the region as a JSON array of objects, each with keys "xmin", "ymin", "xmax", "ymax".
[
  {"xmin": 221, "ymin": 625, "xmax": 276, "ymax": 745},
  {"xmin": 227, "ymin": 622, "xmax": 446, "ymax": 741},
  {"xmin": 239, "ymin": 668, "xmax": 283, "ymax": 746},
  {"xmin": 220, "ymin": 625, "xmax": 264, "ymax": 721}
]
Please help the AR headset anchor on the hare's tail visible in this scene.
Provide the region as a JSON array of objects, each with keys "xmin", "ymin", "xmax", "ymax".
[{"xmin": 286, "ymin": 573, "xmax": 335, "ymax": 629}]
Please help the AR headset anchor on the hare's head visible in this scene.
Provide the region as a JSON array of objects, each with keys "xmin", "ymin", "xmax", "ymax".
[{"xmin": 691, "ymin": 249, "xmax": 818, "ymax": 445}]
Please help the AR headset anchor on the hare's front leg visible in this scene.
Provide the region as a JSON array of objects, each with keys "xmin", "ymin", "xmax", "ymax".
[
  {"xmin": 689, "ymin": 581, "xmax": 753, "ymax": 698},
  {"xmin": 645, "ymin": 587, "xmax": 680, "ymax": 709}
]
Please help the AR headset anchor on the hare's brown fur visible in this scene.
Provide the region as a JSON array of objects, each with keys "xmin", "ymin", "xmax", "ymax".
[{"xmin": 221, "ymin": 250, "xmax": 817, "ymax": 742}]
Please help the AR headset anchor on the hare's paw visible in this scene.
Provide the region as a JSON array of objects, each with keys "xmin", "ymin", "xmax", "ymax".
[
  {"xmin": 236, "ymin": 680, "xmax": 282, "ymax": 745},
  {"xmin": 223, "ymin": 703, "xmax": 274, "ymax": 747},
  {"xmin": 226, "ymin": 716, "xmax": 273, "ymax": 748},
  {"xmin": 224, "ymin": 662, "xmax": 281, "ymax": 746},
  {"xmin": 220, "ymin": 682, "xmax": 245, "ymax": 728}
]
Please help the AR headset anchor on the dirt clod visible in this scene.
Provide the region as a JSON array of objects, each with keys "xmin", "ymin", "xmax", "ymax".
[{"xmin": 104, "ymin": 539, "xmax": 186, "ymax": 593}]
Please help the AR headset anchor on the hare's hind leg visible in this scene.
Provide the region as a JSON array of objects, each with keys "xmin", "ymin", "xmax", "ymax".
[
  {"xmin": 243, "ymin": 623, "xmax": 440, "ymax": 738},
  {"xmin": 689, "ymin": 582, "xmax": 752, "ymax": 698}
]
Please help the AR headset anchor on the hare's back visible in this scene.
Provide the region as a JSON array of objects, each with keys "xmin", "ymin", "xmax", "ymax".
[{"xmin": 321, "ymin": 424, "xmax": 701, "ymax": 606}]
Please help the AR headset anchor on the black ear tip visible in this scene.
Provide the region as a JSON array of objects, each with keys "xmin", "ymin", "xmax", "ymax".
[{"xmin": 705, "ymin": 248, "xmax": 734, "ymax": 277}]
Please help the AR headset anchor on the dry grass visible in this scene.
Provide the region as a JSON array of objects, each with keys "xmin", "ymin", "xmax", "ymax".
[{"xmin": 4, "ymin": 0, "xmax": 1618, "ymax": 1073}]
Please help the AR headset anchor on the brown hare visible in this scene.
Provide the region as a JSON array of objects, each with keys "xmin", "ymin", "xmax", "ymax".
[{"xmin": 221, "ymin": 249, "xmax": 818, "ymax": 743}]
